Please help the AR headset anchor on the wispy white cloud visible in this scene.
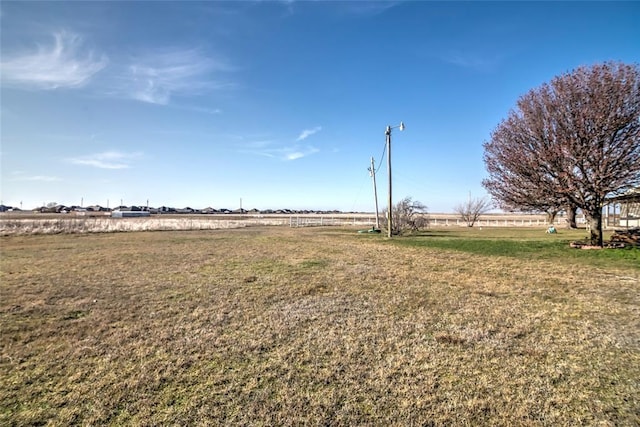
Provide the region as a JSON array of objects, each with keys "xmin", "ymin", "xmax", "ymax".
[
  {"xmin": 238, "ymin": 127, "xmax": 322, "ymax": 161},
  {"xmin": 243, "ymin": 142, "xmax": 319, "ymax": 161},
  {"xmin": 296, "ymin": 126, "xmax": 322, "ymax": 142},
  {"xmin": 0, "ymin": 31, "xmax": 107, "ymax": 90},
  {"xmin": 342, "ymin": 1, "xmax": 402, "ymax": 16},
  {"xmin": 286, "ymin": 152, "xmax": 304, "ymax": 161},
  {"xmin": 266, "ymin": 1, "xmax": 401, "ymax": 19},
  {"xmin": 284, "ymin": 145, "xmax": 319, "ymax": 161},
  {"xmin": 11, "ymin": 174, "xmax": 62, "ymax": 182},
  {"xmin": 121, "ymin": 48, "xmax": 232, "ymax": 105},
  {"xmin": 173, "ymin": 104, "xmax": 223, "ymax": 115},
  {"xmin": 67, "ymin": 151, "xmax": 142, "ymax": 169},
  {"xmin": 441, "ymin": 50, "xmax": 502, "ymax": 72},
  {"xmin": 247, "ymin": 139, "xmax": 274, "ymax": 149}
]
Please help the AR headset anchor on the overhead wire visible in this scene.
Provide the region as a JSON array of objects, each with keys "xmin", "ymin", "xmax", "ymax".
[
  {"xmin": 357, "ymin": 138, "xmax": 388, "ymax": 212},
  {"xmin": 371, "ymin": 139, "xmax": 387, "ymax": 176},
  {"xmin": 350, "ymin": 175, "xmax": 369, "ymax": 212}
]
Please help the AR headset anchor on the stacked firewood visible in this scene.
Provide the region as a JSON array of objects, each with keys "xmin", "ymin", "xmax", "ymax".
[{"xmin": 610, "ymin": 228, "xmax": 640, "ymax": 247}]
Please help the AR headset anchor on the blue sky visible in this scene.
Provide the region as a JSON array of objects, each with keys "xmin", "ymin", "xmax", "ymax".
[{"xmin": 1, "ymin": 1, "xmax": 639, "ymax": 212}]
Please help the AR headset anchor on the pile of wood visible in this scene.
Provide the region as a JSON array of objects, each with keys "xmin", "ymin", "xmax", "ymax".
[
  {"xmin": 569, "ymin": 228, "xmax": 640, "ymax": 249},
  {"xmin": 610, "ymin": 228, "xmax": 640, "ymax": 247}
]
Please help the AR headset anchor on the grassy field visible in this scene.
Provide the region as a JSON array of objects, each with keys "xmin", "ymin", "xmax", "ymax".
[{"xmin": 1, "ymin": 226, "xmax": 638, "ymax": 425}]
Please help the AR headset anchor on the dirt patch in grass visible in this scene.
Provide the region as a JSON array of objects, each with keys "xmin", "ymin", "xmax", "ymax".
[{"xmin": 1, "ymin": 227, "xmax": 638, "ymax": 425}]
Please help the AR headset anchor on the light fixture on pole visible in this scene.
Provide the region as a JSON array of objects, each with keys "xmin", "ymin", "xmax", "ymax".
[{"xmin": 386, "ymin": 121, "xmax": 405, "ymax": 238}]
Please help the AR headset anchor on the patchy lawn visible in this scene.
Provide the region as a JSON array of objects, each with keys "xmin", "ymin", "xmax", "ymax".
[{"xmin": 1, "ymin": 227, "xmax": 638, "ymax": 425}]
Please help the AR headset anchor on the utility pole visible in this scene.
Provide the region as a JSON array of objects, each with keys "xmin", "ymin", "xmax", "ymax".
[
  {"xmin": 369, "ymin": 156, "xmax": 380, "ymax": 230},
  {"xmin": 385, "ymin": 121, "xmax": 405, "ymax": 238},
  {"xmin": 386, "ymin": 126, "xmax": 392, "ymax": 237}
]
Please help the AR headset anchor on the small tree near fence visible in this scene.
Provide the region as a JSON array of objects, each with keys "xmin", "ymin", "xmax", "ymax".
[
  {"xmin": 454, "ymin": 196, "xmax": 493, "ymax": 227},
  {"xmin": 382, "ymin": 197, "xmax": 429, "ymax": 235}
]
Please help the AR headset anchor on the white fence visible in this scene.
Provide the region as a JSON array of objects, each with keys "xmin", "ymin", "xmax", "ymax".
[
  {"xmin": 430, "ymin": 217, "xmax": 566, "ymax": 227},
  {"xmin": 1, "ymin": 212, "xmax": 606, "ymax": 236},
  {"xmin": 288, "ymin": 216, "xmax": 376, "ymax": 228}
]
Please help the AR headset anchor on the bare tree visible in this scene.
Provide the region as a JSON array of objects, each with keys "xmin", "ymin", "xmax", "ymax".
[
  {"xmin": 382, "ymin": 197, "xmax": 429, "ymax": 235},
  {"xmin": 454, "ymin": 196, "xmax": 493, "ymax": 227},
  {"xmin": 483, "ymin": 62, "xmax": 640, "ymax": 246}
]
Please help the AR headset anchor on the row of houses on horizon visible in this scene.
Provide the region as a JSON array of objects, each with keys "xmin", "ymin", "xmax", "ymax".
[{"xmin": 0, "ymin": 204, "xmax": 349, "ymax": 215}]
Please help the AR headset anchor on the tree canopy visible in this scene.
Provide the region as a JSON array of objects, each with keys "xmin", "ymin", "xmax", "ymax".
[{"xmin": 483, "ymin": 62, "xmax": 640, "ymax": 246}]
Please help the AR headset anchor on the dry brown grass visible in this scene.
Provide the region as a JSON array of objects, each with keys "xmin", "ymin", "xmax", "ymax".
[{"xmin": 1, "ymin": 227, "xmax": 638, "ymax": 425}]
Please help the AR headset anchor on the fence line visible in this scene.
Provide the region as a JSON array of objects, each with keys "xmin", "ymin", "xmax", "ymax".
[
  {"xmin": 289, "ymin": 216, "xmax": 376, "ymax": 228},
  {"xmin": 1, "ymin": 213, "xmax": 607, "ymax": 236},
  {"xmin": 430, "ymin": 218, "xmax": 559, "ymax": 227}
]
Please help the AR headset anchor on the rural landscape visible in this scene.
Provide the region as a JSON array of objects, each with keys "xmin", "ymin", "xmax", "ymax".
[
  {"xmin": 2, "ymin": 2, "xmax": 640, "ymax": 426},
  {"xmin": 1, "ymin": 224, "xmax": 639, "ymax": 425}
]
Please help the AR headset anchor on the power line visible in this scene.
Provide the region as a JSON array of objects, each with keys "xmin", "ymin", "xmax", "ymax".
[{"xmin": 372, "ymin": 140, "xmax": 387, "ymax": 176}]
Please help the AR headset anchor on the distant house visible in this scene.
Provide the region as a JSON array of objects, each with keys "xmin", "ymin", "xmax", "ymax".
[
  {"xmin": 73, "ymin": 206, "xmax": 111, "ymax": 216},
  {"xmin": 0, "ymin": 205, "xmax": 11, "ymax": 212},
  {"xmin": 111, "ymin": 211, "xmax": 150, "ymax": 218},
  {"xmin": 86, "ymin": 205, "xmax": 111, "ymax": 212},
  {"xmin": 34, "ymin": 205, "xmax": 66, "ymax": 213},
  {"xmin": 610, "ymin": 188, "xmax": 640, "ymax": 228}
]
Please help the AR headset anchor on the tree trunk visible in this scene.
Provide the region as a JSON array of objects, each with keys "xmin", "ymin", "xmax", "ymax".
[
  {"xmin": 546, "ymin": 210, "xmax": 557, "ymax": 225},
  {"xmin": 566, "ymin": 205, "xmax": 577, "ymax": 229},
  {"xmin": 587, "ymin": 211, "xmax": 603, "ymax": 247}
]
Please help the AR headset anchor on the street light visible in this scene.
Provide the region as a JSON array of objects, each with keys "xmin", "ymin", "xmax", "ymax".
[{"xmin": 386, "ymin": 121, "xmax": 405, "ymax": 238}]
